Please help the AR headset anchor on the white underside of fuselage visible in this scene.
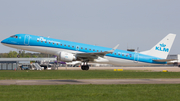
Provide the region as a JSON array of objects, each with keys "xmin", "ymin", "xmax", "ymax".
[{"xmin": 2, "ymin": 43, "xmax": 162, "ymax": 66}]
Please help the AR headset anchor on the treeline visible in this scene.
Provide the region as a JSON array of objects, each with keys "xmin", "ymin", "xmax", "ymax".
[{"xmin": 0, "ymin": 51, "xmax": 55, "ymax": 58}]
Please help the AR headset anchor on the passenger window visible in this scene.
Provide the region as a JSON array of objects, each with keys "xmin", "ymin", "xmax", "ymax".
[
  {"xmin": 37, "ymin": 40, "xmax": 39, "ymax": 42},
  {"xmin": 72, "ymin": 46, "xmax": 74, "ymax": 48},
  {"xmin": 97, "ymin": 50, "xmax": 99, "ymax": 52},
  {"xmin": 81, "ymin": 47, "xmax": 83, "ymax": 49},
  {"xmin": 68, "ymin": 45, "xmax": 70, "ymax": 47},
  {"xmin": 85, "ymin": 48, "xmax": 87, "ymax": 50},
  {"xmin": 64, "ymin": 45, "xmax": 66, "ymax": 46},
  {"xmin": 41, "ymin": 41, "xmax": 43, "ymax": 43},
  {"xmin": 122, "ymin": 54, "xmax": 124, "ymax": 56},
  {"xmin": 89, "ymin": 49, "xmax": 91, "ymax": 51},
  {"xmin": 126, "ymin": 55, "xmax": 128, "ymax": 57},
  {"xmin": 45, "ymin": 41, "xmax": 47, "ymax": 43},
  {"xmin": 53, "ymin": 43, "xmax": 54, "ymax": 45},
  {"xmin": 93, "ymin": 49, "xmax": 95, "ymax": 51},
  {"xmin": 57, "ymin": 43, "xmax": 58, "ymax": 45},
  {"xmin": 49, "ymin": 42, "xmax": 51, "ymax": 44},
  {"xmin": 115, "ymin": 53, "xmax": 116, "ymax": 55},
  {"xmin": 118, "ymin": 53, "xmax": 120, "ymax": 55},
  {"xmin": 60, "ymin": 44, "xmax": 62, "ymax": 46}
]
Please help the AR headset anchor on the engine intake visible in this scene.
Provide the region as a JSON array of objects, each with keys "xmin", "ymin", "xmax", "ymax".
[{"xmin": 58, "ymin": 52, "xmax": 76, "ymax": 62}]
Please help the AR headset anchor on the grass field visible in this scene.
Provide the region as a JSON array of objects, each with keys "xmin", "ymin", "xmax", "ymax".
[
  {"xmin": 0, "ymin": 84, "xmax": 180, "ymax": 101},
  {"xmin": 0, "ymin": 70, "xmax": 180, "ymax": 101},
  {"xmin": 0, "ymin": 70, "xmax": 180, "ymax": 79}
]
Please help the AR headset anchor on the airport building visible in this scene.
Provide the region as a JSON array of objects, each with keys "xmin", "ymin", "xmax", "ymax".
[{"xmin": 0, "ymin": 58, "xmax": 56, "ymax": 70}]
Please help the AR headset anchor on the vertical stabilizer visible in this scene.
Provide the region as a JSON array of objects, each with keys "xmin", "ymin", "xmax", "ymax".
[{"xmin": 141, "ymin": 33, "xmax": 176, "ymax": 59}]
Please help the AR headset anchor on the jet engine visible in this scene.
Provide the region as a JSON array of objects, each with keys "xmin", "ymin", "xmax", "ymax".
[{"xmin": 57, "ymin": 52, "xmax": 76, "ymax": 62}]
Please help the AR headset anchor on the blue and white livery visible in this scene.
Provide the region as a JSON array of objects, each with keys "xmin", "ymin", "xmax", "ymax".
[{"xmin": 1, "ymin": 33, "xmax": 176, "ymax": 70}]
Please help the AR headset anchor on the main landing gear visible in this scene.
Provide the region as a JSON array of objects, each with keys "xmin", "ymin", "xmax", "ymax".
[
  {"xmin": 81, "ymin": 62, "xmax": 89, "ymax": 70},
  {"xmin": 81, "ymin": 65, "xmax": 89, "ymax": 70}
]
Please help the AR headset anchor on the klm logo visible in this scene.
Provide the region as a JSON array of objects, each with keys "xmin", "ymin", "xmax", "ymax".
[
  {"xmin": 37, "ymin": 37, "xmax": 46, "ymax": 41},
  {"xmin": 155, "ymin": 43, "xmax": 169, "ymax": 52}
]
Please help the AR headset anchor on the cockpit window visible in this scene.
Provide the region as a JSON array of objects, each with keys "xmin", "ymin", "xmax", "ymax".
[{"xmin": 10, "ymin": 35, "xmax": 18, "ymax": 38}]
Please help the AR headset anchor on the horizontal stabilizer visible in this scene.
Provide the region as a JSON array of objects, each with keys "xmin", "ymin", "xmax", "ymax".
[{"xmin": 152, "ymin": 59, "xmax": 177, "ymax": 62}]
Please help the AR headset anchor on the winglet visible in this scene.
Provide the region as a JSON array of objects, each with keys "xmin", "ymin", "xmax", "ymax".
[{"xmin": 108, "ymin": 44, "xmax": 119, "ymax": 53}]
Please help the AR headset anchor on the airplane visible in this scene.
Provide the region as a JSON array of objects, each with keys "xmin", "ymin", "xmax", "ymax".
[{"xmin": 1, "ymin": 33, "xmax": 176, "ymax": 70}]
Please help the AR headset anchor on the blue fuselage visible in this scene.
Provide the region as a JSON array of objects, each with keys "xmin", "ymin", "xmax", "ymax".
[{"xmin": 1, "ymin": 34, "xmax": 166, "ymax": 65}]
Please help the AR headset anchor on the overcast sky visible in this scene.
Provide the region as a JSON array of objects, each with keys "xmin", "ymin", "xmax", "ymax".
[{"xmin": 0, "ymin": 0, "xmax": 179, "ymax": 54}]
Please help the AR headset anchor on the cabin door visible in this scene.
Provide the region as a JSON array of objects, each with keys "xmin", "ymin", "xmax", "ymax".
[
  {"xmin": 24, "ymin": 35, "xmax": 30, "ymax": 45},
  {"xmin": 134, "ymin": 53, "xmax": 139, "ymax": 63}
]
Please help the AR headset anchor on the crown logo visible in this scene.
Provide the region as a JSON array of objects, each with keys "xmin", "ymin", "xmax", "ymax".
[
  {"xmin": 160, "ymin": 43, "xmax": 166, "ymax": 47},
  {"xmin": 37, "ymin": 37, "xmax": 46, "ymax": 41}
]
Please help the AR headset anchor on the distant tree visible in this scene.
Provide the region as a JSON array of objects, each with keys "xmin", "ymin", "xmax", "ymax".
[
  {"xmin": 2, "ymin": 53, "xmax": 8, "ymax": 58},
  {"xmin": 0, "ymin": 51, "xmax": 55, "ymax": 58},
  {"xmin": 32, "ymin": 55, "xmax": 37, "ymax": 58},
  {"xmin": 20, "ymin": 50, "xmax": 26, "ymax": 57},
  {"xmin": 8, "ymin": 51, "xmax": 18, "ymax": 58}
]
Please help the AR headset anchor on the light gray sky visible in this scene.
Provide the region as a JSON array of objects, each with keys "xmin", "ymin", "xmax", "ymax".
[{"xmin": 0, "ymin": 0, "xmax": 179, "ymax": 54}]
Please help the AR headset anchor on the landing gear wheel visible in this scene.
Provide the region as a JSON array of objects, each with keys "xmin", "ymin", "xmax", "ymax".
[
  {"xmin": 81, "ymin": 65, "xmax": 89, "ymax": 70},
  {"xmin": 81, "ymin": 65, "xmax": 84, "ymax": 70},
  {"xmin": 85, "ymin": 65, "xmax": 89, "ymax": 70}
]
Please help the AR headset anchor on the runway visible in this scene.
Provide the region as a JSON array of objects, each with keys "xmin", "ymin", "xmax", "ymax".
[
  {"xmin": 57, "ymin": 67, "xmax": 180, "ymax": 72},
  {"xmin": 1, "ymin": 79, "xmax": 180, "ymax": 85}
]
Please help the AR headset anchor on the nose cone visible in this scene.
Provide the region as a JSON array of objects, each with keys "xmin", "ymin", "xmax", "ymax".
[
  {"xmin": 1, "ymin": 38, "xmax": 8, "ymax": 44},
  {"xmin": 1, "ymin": 39, "xmax": 5, "ymax": 43}
]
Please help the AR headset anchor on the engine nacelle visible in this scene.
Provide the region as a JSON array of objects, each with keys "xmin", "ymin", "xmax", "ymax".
[{"xmin": 58, "ymin": 52, "xmax": 76, "ymax": 62}]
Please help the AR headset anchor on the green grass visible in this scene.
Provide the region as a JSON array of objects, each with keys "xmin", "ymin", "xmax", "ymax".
[
  {"xmin": 0, "ymin": 70, "xmax": 180, "ymax": 79},
  {"xmin": 0, "ymin": 84, "xmax": 180, "ymax": 101}
]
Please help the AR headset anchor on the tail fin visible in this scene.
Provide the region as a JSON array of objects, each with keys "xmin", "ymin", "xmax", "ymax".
[{"xmin": 140, "ymin": 33, "xmax": 176, "ymax": 59}]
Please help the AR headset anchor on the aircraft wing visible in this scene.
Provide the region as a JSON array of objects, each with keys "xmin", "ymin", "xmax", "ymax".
[
  {"xmin": 75, "ymin": 44, "xmax": 119, "ymax": 60},
  {"xmin": 152, "ymin": 59, "xmax": 177, "ymax": 62}
]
